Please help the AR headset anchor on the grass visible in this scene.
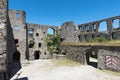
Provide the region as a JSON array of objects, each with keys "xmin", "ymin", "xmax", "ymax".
[
  {"xmin": 52, "ymin": 59, "xmax": 81, "ymax": 67},
  {"xmin": 61, "ymin": 40, "xmax": 120, "ymax": 46}
]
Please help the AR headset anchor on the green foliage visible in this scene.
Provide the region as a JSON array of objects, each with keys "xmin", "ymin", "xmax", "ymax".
[
  {"xmin": 29, "ymin": 39, "xmax": 34, "ymax": 48},
  {"xmin": 88, "ymin": 37, "xmax": 110, "ymax": 43},
  {"xmin": 46, "ymin": 31, "xmax": 61, "ymax": 54}
]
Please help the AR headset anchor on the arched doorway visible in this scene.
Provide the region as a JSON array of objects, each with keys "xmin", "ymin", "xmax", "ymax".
[
  {"xmin": 34, "ymin": 50, "xmax": 40, "ymax": 59},
  {"xmin": 13, "ymin": 51, "xmax": 20, "ymax": 62}
]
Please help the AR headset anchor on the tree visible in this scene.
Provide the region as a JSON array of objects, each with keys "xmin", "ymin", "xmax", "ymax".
[{"xmin": 46, "ymin": 30, "xmax": 61, "ymax": 54}]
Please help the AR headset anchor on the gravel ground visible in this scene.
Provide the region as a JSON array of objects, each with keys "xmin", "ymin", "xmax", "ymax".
[{"xmin": 15, "ymin": 60, "xmax": 120, "ymax": 80}]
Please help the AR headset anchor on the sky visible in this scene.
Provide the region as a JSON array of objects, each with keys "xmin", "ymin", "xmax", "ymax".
[{"xmin": 9, "ymin": 0, "xmax": 120, "ymax": 26}]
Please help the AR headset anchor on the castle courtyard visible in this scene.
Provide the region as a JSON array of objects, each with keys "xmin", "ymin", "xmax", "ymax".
[{"xmin": 11, "ymin": 59, "xmax": 120, "ymax": 80}]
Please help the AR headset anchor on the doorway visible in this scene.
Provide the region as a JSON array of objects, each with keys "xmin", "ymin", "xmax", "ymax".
[
  {"xmin": 34, "ymin": 50, "xmax": 40, "ymax": 59},
  {"xmin": 86, "ymin": 50, "xmax": 98, "ymax": 68}
]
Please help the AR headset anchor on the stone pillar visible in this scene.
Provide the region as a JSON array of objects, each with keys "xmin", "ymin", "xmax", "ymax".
[
  {"xmin": 106, "ymin": 19, "xmax": 113, "ymax": 40},
  {"xmin": 96, "ymin": 23, "xmax": 99, "ymax": 32}
]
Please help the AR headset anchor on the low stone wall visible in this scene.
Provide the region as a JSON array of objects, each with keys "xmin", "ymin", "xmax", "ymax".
[
  {"xmin": 60, "ymin": 45, "xmax": 120, "ymax": 71},
  {"xmin": 60, "ymin": 45, "xmax": 90, "ymax": 64}
]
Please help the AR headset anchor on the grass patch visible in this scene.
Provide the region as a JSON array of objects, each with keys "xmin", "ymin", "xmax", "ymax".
[
  {"xmin": 52, "ymin": 59, "xmax": 81, "ymax": 67},
  {"xmin": 103, "ymin": 70, "xmax": 120, "ymax": 76},
  {"xmin": 61, "ymin": 40, "xmax": 120, "ymax": 46}
]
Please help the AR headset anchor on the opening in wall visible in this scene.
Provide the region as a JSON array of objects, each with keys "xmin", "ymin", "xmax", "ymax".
[
  {"xmin": 16, "ymin": 13, "xmax": 20, "ymax": 18},
  {"xmin": 14, "ymin": 25, "xmax": 19, "ymax": 30},
  {"xmin": 47, "ymin": 28, "xmax": 55, "ymax": 35},
  {"xmin": 28, "ymin": 29, "xmax": 34, "ymax": 37},
  {"xmin": 36, "ymin": 33, "xmax": 39, "ymax": 37},
  {"xmin": 14, "ymin": 39, "xmax": 19, "ymax": 44},
  {"xmin": 99, "ymin": 21, "xmax": 107, "ymax": 32},
  {"xmin": 113, "ymin": 19, "xmax": 120, "ymax": 30},
  {"xmin": 85, "ymin": 25, "xmax": 90, "ymax": 32},
  {"xmin": 38, "ymin": 43, "xmax": 41, "ymax": 48},
  {"xmin": 86, "ymin": 50, "xmax": 98, "ymax": 68}
]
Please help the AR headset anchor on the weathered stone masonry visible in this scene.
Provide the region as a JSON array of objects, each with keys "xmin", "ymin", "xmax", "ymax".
[
  {"xmin": 60, "ymin": 16, "xmax": 120, "ymax": 43},
  {"xmin": 0, "ymin": 0, "xmax": 8, "ymax": 79},
  {"xmin": 27, "ymin": 23, "xmax": 59, "ymax": 60},
  {"xmin": 0, "ymin": 0, "xmax": 120, "ymax": 79},
  {"xmin": 60, "ymin": 45, "xmax": 120, "ymax": 71},
  {"xmin": 77, "ymin": 16, "xmax": 120, "ymax": 42}
]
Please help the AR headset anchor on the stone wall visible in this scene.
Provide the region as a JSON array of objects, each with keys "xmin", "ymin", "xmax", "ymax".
[
  {"xmin": 60, "ymin": 45, "xmax": 120, "ymax": 71},
  {"xmin": 77, "ymin": 16, "xmax": 120, "ymax": 42},
  {"xmin": 0, "ymin": 0, "xmax": 8, "ymax": 79},
  {"xmin": 97, "ymin": 46, "xmax": 120, "ymax": 71},
  {"xmin": 60, "ymin": 21, "xmax": 79, "ymax": 42},
  {"xmin": 27, "ymin": 23, "xmax": 59, "ymax": 60},
  {"xmin": 8, "ymin": 10, "xmax": 27, "ymax": 62},
  {"xmin": 60, "ymin": 16, "xmax": 120, "ymax": 43}
]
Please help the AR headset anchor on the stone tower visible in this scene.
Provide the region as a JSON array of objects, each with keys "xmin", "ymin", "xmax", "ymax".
[
  {"xmin": 60, "ymin": 21, "xmax": 79, "ymax": 42},
  {"xmin": 0, "ymin": 0, "xmax": 8, "ymax": 79}
]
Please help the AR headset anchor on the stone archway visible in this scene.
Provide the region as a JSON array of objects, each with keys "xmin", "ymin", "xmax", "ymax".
[
  {"xmin": 13, "ymin": 51, "xmax": 20, "ymax": 62},
  {"xmin": 34, "ymin": 50, "xmax": 41, "ymax": 60},
  {"xmin": 47, "ymin": 27, "xmax": 55, "ymax": 35}
]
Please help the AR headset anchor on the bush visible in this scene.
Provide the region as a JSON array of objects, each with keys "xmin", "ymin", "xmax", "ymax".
[{"xmin": 29, "ymin": 40, "xmax": 34, "ymax": 48}]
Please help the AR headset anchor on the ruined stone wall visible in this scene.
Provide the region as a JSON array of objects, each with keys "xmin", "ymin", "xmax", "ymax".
[
  {"xmin": 60, "ymin": 45, "xmax": 120, "ymax": 71},
  {"xmin": 0, "ymin": 0, "xmax": 8, "ymax": 79},
  {"xmin": 27, "ymin": 23, "xmax": 59, "ymax": 60},
  {"xmin": 60, "ymin": 16, "xmax": 120, "ymax": 43},
  {"xmin": 77, "ymin": 16, "xmax": 120, "ymax": 42},
  {"xmin": 8, "ymin": 10, "xmax": 27, "ymax": 62},
  {"xmin": 60, "ymin": 21, "xmax": 79, "ymax": 42},
  {"xmin": 60, "ymin": 45, "xmax": 90, "ymax": 64}
]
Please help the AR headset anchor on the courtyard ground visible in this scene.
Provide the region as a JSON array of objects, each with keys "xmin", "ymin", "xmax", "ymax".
[{"xmin": 11, "ymin": 59, "xmax": 120, "ymax": 80}]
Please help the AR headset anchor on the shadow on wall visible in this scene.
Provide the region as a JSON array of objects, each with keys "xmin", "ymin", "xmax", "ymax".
[
  {"xmin": 7, "ymin": 17, "xmax": 22, "ymax": 79},
  {"xmin": 10, "ymin": 51, "xmax": 21, "ymax": 78},
  {"xmin": 17, "ymin": 77, "xmax": 28, "ymax": 80}
]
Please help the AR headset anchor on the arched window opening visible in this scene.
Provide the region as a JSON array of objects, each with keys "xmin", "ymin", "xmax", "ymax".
[
  {"xmin": 113, "ymin": 19, "xmax": 120, "ymax": 29},
  {"xmin": 99, "ymin": 22, "xmax": 107, "ymax": 32},
  {"xmin": 79, "ymin": 26, "xmax": 83, "ymax": 32},
  {"xmin": 47, "ymin": 28, "xmax": 55, "ymax": 35},
  {"xmin": 85, "ymin": 25, "xmax": 90, "ymax": 32}
]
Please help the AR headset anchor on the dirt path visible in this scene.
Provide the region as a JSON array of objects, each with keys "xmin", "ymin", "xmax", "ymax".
[{"xmin": 14, "ymin": 60, "xmax": 120, "ymax": 80}]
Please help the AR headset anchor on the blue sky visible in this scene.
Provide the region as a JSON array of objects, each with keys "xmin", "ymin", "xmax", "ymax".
[{"xmin": 9, "ymin": 0, "xmax": 120, "ymax": 26}]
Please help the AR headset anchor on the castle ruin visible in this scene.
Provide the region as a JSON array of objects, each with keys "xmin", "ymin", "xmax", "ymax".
[{"xmin": 0, "ymin": 0, "xmax": 120, "ymax": 79}]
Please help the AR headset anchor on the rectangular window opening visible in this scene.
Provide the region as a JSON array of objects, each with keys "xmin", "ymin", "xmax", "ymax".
[
  {"xmin": 16, "ymin": 13, "xmax": 20, "ymax": 18},
  {"xmin": 38, "ymin": 43, "xmax": 41, "ymax": 47},
  {"xmin": 36, "ymin": 33, "xmax": 39, "ymax": 37},
  {"xmin": 15, "ymin": 39, "xmax": 19, "ymax": 44}
]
